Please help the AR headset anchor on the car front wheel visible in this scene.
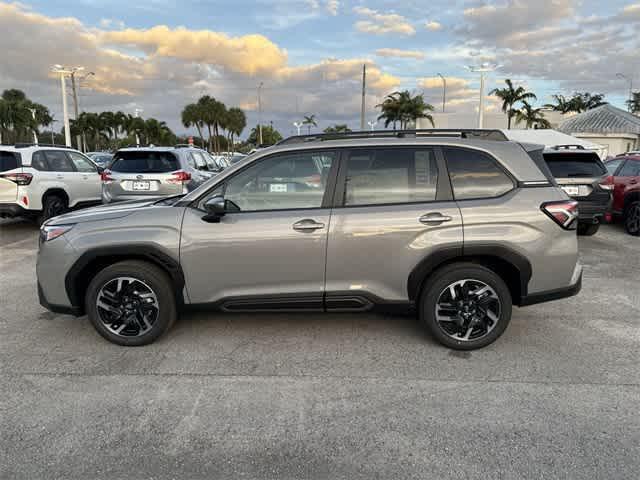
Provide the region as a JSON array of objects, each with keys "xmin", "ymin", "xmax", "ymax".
[
  {"xmin": 419, "ymin": 263, "xmax": 512, "ymax": 350},
  {"xmin": 85, "ymin": 261, "xmax": 177, "ymax": 346}
]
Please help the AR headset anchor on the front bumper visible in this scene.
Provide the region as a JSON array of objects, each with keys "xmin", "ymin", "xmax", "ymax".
[
  {"xmin": 38, "ymin": 281, "xmax": 82, "ymax": 316},
  {"xmin": 520, "ymin": 263, "xmax": 583, "ymax": 306}
]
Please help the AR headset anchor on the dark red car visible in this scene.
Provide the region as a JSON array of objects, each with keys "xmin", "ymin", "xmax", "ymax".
[{"xmin": 604, "ymin": 155, "xmax": 640, "ymax": 235}]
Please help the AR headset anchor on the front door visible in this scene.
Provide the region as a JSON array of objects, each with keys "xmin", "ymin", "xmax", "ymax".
[
  {"xmin": 325, "ymin": 146, "xmax": 463, "ymax": 307},
  {"xmin": 66, "ymin": 151, "xmax": 102, "ymax": 204},
  {"xmin": 180, "ymin": 149, "xmax": 338, "ymax": 309}
]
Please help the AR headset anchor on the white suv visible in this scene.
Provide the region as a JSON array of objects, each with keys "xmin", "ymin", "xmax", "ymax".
[{"xmin": 0, "ymin": 144, "xmax": 102, "ymax": 223}]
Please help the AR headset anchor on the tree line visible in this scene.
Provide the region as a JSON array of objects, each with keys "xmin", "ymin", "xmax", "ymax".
[{"xmin": 181, "ymin": 96, "xmax": 246, "ymax": 153}]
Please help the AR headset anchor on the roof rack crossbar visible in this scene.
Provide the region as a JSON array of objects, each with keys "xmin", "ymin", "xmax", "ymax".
[
  {"xmin": 12, "ymin": 143, "xmax": 74, "ymax": 149},
  {"xmin": 551, "ymin": 144, "xmax": 586, "ymax": 150},
  {"xmin": 277, "ymin": 129, "xmax": 509, "ymax": 145}
]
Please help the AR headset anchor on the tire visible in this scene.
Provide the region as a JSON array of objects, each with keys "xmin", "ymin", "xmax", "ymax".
[
  {"xmin": 419, "ymin": 263, "xmax": 512, "ymax": 350},
  {"xmin": 624, "ymin": 201, "xmax": 640, "ymax": 236},
  {"xmin": 577, "ymin": 222, "xmax": 600, "ymax": 236},
  {"xmin": 85, "ymin": 260, "xmax": 177, "ymax": 346},
  {"xmin": 38, "ymin": 194, "xmax": 68, "ymax": 225}
]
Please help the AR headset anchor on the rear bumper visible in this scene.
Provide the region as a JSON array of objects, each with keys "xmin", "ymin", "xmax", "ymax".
[
  {"xmin": 577, "ymin": 199, "xmax": 611, "ymax": 223},
  {"xmin": 520, "ymin": 263, "xmax": 582, "ymax": 307},
  {"xmin": 0, "ymin": 202, "xmax": 31, "ymax": 218}
]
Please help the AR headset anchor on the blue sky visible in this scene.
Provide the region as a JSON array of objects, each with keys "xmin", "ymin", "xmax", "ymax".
[{"xmin": 1, "ymin": 0, "xmax": 639, "ymax": 136}]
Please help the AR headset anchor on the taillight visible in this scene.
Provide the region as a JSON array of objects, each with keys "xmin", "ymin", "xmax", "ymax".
[
  {"xmin": 599, "ymin": 175, "xmax": 614, "ymax": 191},
  {"xmin": 0, "ymin": 172, "xmax": 33, "ymax": 185},
  {"xmin": 541, "ymin": 200, "xmax": 579, "ymax": 230},
  {"xmin": 100, "ymin": 170, "xmax": 114, "ymax": 183},
  {"xmin": 167, "ymin": 170, "xmax": 191, "ymax": 184}
]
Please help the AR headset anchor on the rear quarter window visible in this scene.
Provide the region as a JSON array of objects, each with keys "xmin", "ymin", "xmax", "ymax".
[
  {"xmin": 0, "ymin": 151, "xmax": 20, "ymax": 172},
  {"xmin": 110, "ymin": 151, "xmax": 180, "ymax": 173},
  {"xmin": 543, "ymin": 152, "xmax": 606, "ymax": 178}
]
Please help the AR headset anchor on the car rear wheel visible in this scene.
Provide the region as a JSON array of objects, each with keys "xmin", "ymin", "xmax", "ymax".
[
  {"xmin": 577, "ymin": 222, "xmax": 600, "ymax": 236},
  {"xmin": 419, "ymin": 263, "xmax": 512, "ymax": 350},
  {"xmin": 38, "ymin": 195, "xmax": 67, "ymax": 225},
  {"xmin": 85, "ymin": 261, "xmax": 176, "ymax": 346},
  {"xmin": 624, "ymin": 201, "xmax": 640, "ymax": 236}
]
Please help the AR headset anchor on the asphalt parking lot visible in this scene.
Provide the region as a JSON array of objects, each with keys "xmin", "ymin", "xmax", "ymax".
[{"xmin": 1, "ymin": 219, "xmax": 639, "ymax": 479}]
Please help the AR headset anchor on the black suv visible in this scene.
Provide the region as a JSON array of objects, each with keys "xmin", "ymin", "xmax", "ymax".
[{"xmin": 543, "ymin": 146, "xmax": 612, "ymax": 236}]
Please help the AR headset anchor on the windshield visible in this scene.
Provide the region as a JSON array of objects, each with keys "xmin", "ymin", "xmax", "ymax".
[
  {"xmin": 110, "ymin": 151, "xmax": 179, "ymax": 173},
  {"xmin": 544, "ymin": 152, "xmax": 606, "ymax": 178}
]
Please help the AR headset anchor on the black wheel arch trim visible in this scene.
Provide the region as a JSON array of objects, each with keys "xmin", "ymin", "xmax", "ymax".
[
  {"xmin": 65, "ymin": 245, "xmax": 185, "ymax": 315},
  {"xmin": 407, "ymin": 244, "xmax": 532, "ymax": 305}
]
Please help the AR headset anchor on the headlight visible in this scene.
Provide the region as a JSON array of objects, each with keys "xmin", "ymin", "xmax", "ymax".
[{"xmin": 40, "ymin": 224, "xmax": 74, "ymax": 243}]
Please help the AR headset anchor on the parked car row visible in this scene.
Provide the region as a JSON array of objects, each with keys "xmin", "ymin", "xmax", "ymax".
[{"xmin": 0, "ymin": 144, "xmax": 235, "ymax": 223}]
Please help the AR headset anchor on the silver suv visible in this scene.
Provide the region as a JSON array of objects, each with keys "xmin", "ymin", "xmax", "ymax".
[
  {"xmin": 101, "ymin": 146, "xmax": 222, "ymax": 203},
  {"xmin": 37, "ymin": 130, "xmax": 582, "ymax": 350}
]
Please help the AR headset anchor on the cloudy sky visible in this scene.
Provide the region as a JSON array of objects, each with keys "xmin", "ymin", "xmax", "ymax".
[{"xmin": 1, "ymin": 0, "xmax": 639, "ymax": 137}]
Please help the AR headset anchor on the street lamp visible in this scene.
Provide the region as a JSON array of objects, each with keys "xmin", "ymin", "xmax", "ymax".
[
  {"xmin": 27, "ymin": 108, "xmax": 38, "ymax": 145},
  {"xmin": 134, "ymin": 108, "xmax": 143, "ymax": 147},
  {"xmin": 51, "ymin": 65, "xmax": 84, "ymax": 146},
  {"xmin": 367, "ymin": 120, "xmax": 377, "ymax": 132},
  {"xmin": 616, "ymin": 73, "xmax": 633, "ymax": 112},
  {"xmin": 437, "ymin": 73, "xmax": 446, "ymax": 113},
  {"xmin": 293, "ymin": 121, "xmax": 303, "ymax": 136},
  {"xmin": 257, "ymin": 82, "xmax": 264, "ymax": 145},
  {"xmin": 466, "ymin": 63, "xmax": 500, "ymax": 128}
]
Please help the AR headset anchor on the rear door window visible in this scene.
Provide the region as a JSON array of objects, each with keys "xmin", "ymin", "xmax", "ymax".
[
  {"xmin": 44, "ymin": 151, "xmax": 75, "ymax": 172},
  {"xmin": 110, "ymin": 151, "xmax": 180, "ymax": 173},
  {"xmin": 68, "ymin": 152, "xmax": 97, "ymax": 173},
  {"xmin": 443, "ymin": 147, "xmax": 515, "ymax": 200},
  {"xmin": 0, "ymin": 151, "xmax": 20, "ymax": 172},
  {"xmin": 543, "ymin": 152, "xmax": 606, "ymax": 178}
]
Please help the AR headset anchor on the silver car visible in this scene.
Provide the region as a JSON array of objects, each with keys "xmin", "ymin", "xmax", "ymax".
[
  {"xmin": 37, "ymin": 130, "xmax": 582, "ymax": 350},
  {"xmin": 101, "ymin": 146, "xmax": 217, "ymax": 203}
]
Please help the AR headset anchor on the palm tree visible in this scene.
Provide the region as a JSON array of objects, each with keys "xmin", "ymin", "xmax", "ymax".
[
  {"xmin": 545, "ymin": 94, "xmax": 574, "ymax": 113},
  {"xmin": 570, "ymin": 92, "xmax": 607, "ymax": 112},
  {"xmin": 515, "ymin": 101, "xmax": 551, "ymax": 129},
  {"xmin": 226, "ymin": 107, "xmax": 246, "ymax": 152},
  {"xmin": 197, "ymin": 96, "xmax": 226, "ymax": 153},
  {"xmin": 627, "ymin": 92, "xmax": 640, "ymax": 114},
  {"xmin": 302, "ymin": 114, "xmax": 317, "ymax": 134},
  {"xmin": 323, "ymin": 124, "xmax": 351, "ymax": 134},
  {"xmin": 377, "ymin": 91, "xmax": 434, "ymax": 129},
  {"xmin": 489, "ymin": 79, "xmax": 537, "ymax": 129},
  {"xmin": 181, "ymin": 103, "xmax": 205, "ymax": 148}
]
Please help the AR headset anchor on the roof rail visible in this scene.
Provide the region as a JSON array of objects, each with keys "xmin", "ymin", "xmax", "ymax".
[
  {"xmin": 551, "ymin": 144, "xmax": 586, "ymax": 150},
  {"xmin": 277, "ymin": 129, "xmax": 509, "ymax": 145},
  {"xmin": 13, "ymin": 143, "xmax": 74, "ymax": 149}
]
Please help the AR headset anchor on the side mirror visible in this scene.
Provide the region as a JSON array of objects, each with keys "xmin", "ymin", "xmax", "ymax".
[{"xmin": 202, "ymin": 195, "xmax": 226, "ymax": 223}]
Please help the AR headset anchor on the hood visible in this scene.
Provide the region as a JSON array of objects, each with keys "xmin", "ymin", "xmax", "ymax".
[{"xmin": 45, "ymin": 198, "xmax": 161, "ymax": 226}]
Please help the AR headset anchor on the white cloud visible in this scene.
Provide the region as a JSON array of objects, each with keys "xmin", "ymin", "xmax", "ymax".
[
  {"xmin": 325, "ymin": 0, "xmax": 339, "ymax": 16},
  {"xmin": 425, "ymin": 21, "xmax": 442, "ymax": 31},
  {"xmin": 353, "ymin": 6, "xmax": 415, "ymax": 36},
  {"xmin": 375, "ymin": 48, "xmax": 425, "ymax": 60}
]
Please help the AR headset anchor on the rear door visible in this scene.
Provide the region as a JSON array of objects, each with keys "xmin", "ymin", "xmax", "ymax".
[
  {"xmin": 0, "ymin": 150, "xmax": 21, "ymax": 203},
  {"xmin": 66, "ymin": 151, "xmax": 101, "ymax": 204},
  {"xmin": 325, "ymin": 147, "xmax": 462, "ymax": 307},
  {"xmin": 108, "ymin": 151, "xmax": 183, "ymax": 198}
]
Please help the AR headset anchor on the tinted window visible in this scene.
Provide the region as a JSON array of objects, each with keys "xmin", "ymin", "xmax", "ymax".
[
  {"xmin": 44, "ymin": 151, "xmax": 74, "ymax": 172},
  {"xmin": 221, "ymin": 151, "xmax": 335, "ymax": 211},
  {"xmin": 190, "ymin": 152, "xmax": 209, "ymax": 170},
  {"xmin": 0, "ymin": 151, "xmax": 20, "ymax": 172},
  {"xmin": 110, "ymin": 151, "xmax": 179, "ymax": 173},
  {"xmin": 68, "ymin": 152, "xmax": 97, "ymax": 173},
  {"xmin": 619, "ymin": 159, "xmax": 640, "ymax": 177},
  {"xmin": 344, "ymin": 148, "xmax": 438, "ymax": 206},
  {"xmin": 543, "ymin": 152, "xmax": 606, "ymax": 178},
  {"xmin": 605, "ymin": 158, "xmax": 624, "ymax": 175},
  {"xmin": 31, "ymin": 151, "xmax": 48, "ymax": 171},
  {"xmin": 444, "ymin": 147, "xmax": 514, "ymax": 200}
]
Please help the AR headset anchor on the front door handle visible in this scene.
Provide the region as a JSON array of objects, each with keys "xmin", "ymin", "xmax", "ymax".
[
  {"xmin": 293, "ymin": 219, "xmax": 325, "ymax": 232},
  {"xmin": 56, "ymin": 175, "xmax": 64, "ymax": 180},
  {"xmin": 419, "ymin": 213, "xmax": 452, "ymax": 225}
]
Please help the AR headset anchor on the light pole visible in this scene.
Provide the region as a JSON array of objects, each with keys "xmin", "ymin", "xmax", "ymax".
[
  {"xmin": 367, "ymin": 120, "xmax": 377, "ymax": 132},
  {"xmin": 71, "ymin": 70, "xmax": 94, "ymax": 151},
  {"xmin": 293, "ymin": 121, "xmax": 303, "ymax": 136},
  {"xmin": 134, "ymin": 108, "xmax": 143, "ymax": 147},
  {"xmin": 257, "ymin": 82, "xmax": 264, "ymax": 145},
  {"xmin": 437, "ymin": 73, "xmax": 446, "ymax": 113},
  {"xmin": 51, "ymin": 65, "xmax": 75, "ymax": 146},
  {"xmin": 617, "ymin": 73, "xmax": 633, "ymax": 112},
  {"xmin": 27, "ymin": 108, "xmax": 38, "ymax": 145},
  {"xmin": 466, "ymin": 63, "xmax": 500, "ymax": 128}
]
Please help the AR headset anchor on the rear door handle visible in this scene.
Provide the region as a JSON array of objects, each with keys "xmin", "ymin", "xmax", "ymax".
[
  {"xmin": 56, "ymin": 175, "xmax": 64, "ymax": 180},
  {"xmin": 293, "ymin": 219, "xmax": 325, "ymax": 232},
  {"xmin": 419, "ymin": 213, "xmax": 452, "ymax": 225}
]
